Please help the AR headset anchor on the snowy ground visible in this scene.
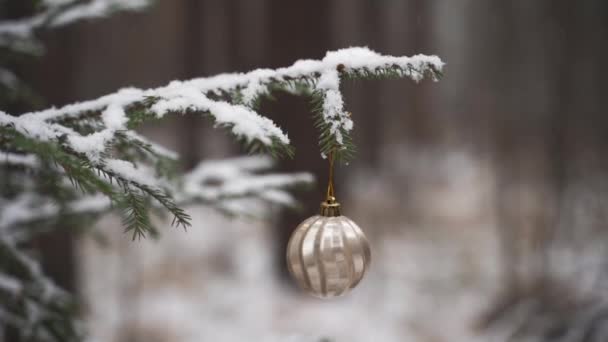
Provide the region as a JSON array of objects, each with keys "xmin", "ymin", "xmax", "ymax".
[{"xmin": 77, "ymin": 148, "xmax": 504, "ymax": 342}]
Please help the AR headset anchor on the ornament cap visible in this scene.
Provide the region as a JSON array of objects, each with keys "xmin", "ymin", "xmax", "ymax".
[{"xmin": 320, "ymin": 196, "xmax": 341, "ymax": 217}]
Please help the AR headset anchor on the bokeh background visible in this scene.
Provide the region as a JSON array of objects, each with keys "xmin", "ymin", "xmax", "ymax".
[{"xmin": 10, "ymin": 0, "xmax": 608, "ymax": 341}]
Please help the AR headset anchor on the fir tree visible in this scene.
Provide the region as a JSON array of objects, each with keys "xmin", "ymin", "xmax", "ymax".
[{"xmin": 0, "ymin": 1, "xmax": 444, "ymax": 340}]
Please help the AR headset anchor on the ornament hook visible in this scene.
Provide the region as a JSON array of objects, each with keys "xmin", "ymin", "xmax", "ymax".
[
  {"xmin": 326, "ymin": 149, "xmax": 335, "ymax": 201},
  {"xmin": 321, "ymin": 149, "xmax": 341, "ymax": 216}
]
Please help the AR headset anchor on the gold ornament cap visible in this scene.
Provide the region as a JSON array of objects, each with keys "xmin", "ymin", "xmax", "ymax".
[{"xmin": 320, "ymin": 196, "xmax": 341, "ymax": 217}]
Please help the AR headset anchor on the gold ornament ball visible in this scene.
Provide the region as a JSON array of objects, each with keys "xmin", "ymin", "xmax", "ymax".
[{"xmin": 286, "ymin": 200, "xmax": 371, "ymax": 298}]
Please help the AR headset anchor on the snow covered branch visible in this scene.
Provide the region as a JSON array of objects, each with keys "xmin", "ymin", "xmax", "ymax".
[
  {"xmin": 0, "ymin": 44, "xmax": 443, "ymax": 342},
  {"xmin": 0, "ymin": 156, "xmax": 312, "ymax": 238},
  {"xmin": 0, "ymin": 154, "xmax": 312, "ymax": 341},
  {"xmin": 2, "ymin": 47, "xmax": 443, "ymax": 158},
  {"xmin": 0, "ymin": 0, "xmax": 151, "ymax": 54},
  {"xmin": 179, "ymin": 156, "xmax": 313, "ymax": 217},
  {"xmin": 0, "ymin": 47, "xmax": 442, "ymax": 239},
  {"xmin": 0, "ymin": 2, "xmax": 446, "ymax": 341},
  {"xmin": 0, "ymin": 236, "xmax": 80, "ymax": 342}
]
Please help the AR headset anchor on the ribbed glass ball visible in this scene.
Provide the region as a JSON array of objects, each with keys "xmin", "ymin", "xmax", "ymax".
[{"xmin": 286, "ymin": 215, "xmax": 371, "ymax": 298}]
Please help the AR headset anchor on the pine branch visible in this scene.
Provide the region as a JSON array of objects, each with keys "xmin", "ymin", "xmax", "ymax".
[
  {"xmin": 310, "ymin": 91, "xmax": 357, "ymax": 162},
  {"xmin": 0, "ymin": 156, "xmax": 313, "ymax": 235},
  {"xmin": 0, "ymin": 0, "xmax": 151, "ymax": 54},
  {"xmin": 0, "ymin": 124, "xmax": 188, "ymax": 238},
  {"xmin": 0, "ymin": 47, "xmax": 442, "ymax": 342},
  {"xmin": 0, "ymin": 47, "xmax": 443, "ymax": 240},
  {"xmin": 118, "ymin": 187, "xmax": 154, "ymax": 240},
  {"xmin": 1, "ymin": 48, "xmax": 442, "ymax": 166},
  {"xmin": 110, "ymin": 130, "xmax": 178, "ymax": 179},
  {"xmin": 80, "ymin": 158, "xmax": 192, "ymax": 238},
  {"xmin": 0, "ymin": 237, "xmax": 81, "ymax": 342}
]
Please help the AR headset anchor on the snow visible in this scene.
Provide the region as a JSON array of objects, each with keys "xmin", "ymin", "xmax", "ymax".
[
  {"xmin": 68, "ymin": 195, "xmax": 111, "ymax": 213},
  {"xmin": 0, "ymin": 0, "xmax": 151, "ymax": 53},
  {"xmin": 0, "ymin": 47, "xmax": 442, "ymax": 166},
  {"xmin": 241, "ymin": 80, "xmax": 267, "ymax": 106},
  {"xmin": 2, "ymin": 82, "xmax": 290, "ymax": 162},
  {"xmin": 0, "ymin": 235, "xmax": 74, "ymax": 340},
  {"xmin": 257, "ymin": 189, "xmax": 296, "ymax": 206},
  {"xmin": 0, "ymin": 236, "xmax": 66, "ymax": 302},
  {"xmin": 0, "ymin": 274, "xmax": 22, "ymax": 296},
  {"xmin": 42, "ymin": 0, "xmax": 74, "ymax": 6},
  {"xmin": 0, "ymin": 194, "xmax": 58, "ymax": 232},
  {"xmin": 0, "ymin": 156, "xmax": 313, "ymax": 231},
  {"xmin": 1, "ymin": 153, "xmax": 39, "ymax": 167},
  {"xmin": 219, "ymin": 174, "xmax": 311, "ymax": 197},
  {"xmin": 101, "ymin": 104, "xmax": 128, "ymax": 130},
  {"xmin": 104, "ymin": 159, "xmax": 159, "ymax": 188},
  {"xmin": 125, "ymin": 131, "xmax": 179, "ymax": 160},
  {"xmin": 180, "ymin": 156, "xmax": 313, "ymax": 214},
  {"xmin": 0, "ymin": 68, "xmax": 18, "ymax": 88},
  {"xmin": 187, "ymin": 46, "xmax": 444, "ymax": 93},
  {"xmin": 68, "ymin": 130, "xmax": 114, "ymax": 159},
  {"xmin": 0, "ymin": 192, "xmax": 109, "ymax": 236},
  {"xmin": 78, "ymin": 199, "xmax": 495, "ymax": 342},
  {"xmin": 0, "ymin": 48, "xmax": 440, "ymax": 239},
  {"xmin": 0, "ymin": 194, "xmax": 104, "ymax": 238},
  {"xmin": 51, "ymin": 0, "xmax": 149, "ymax": 27},
  {"xmin": 315, "ymin": 70, "xmax": 351, "ymax": 142},
  {"xmin": 0, "ymin": 16, "xmax": 44, "ymax": 41},
  {"xmin": 150, "ymin": 93, "xmax": 290, "ymax": 145},
  {"xmin": 65, "ymin": 102, "xmax": 127, "ymax": 159},
  {"xmin": 321, "ymin": 89, "xmax": 349, "ymax": 143},
  {"xmin": 0, "ymin": 47, "xmax": 439, "ymax": 236}
]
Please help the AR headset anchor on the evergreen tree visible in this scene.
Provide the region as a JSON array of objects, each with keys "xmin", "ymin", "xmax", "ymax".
[{"xmin": 0, "ymin": 1, "xmax": 443, "ymax": 340}]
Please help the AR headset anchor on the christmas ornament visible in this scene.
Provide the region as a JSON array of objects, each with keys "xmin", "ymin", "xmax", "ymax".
[{"xmin": 286, "ymin": 151, "xmax": 371, "ymax": 298}]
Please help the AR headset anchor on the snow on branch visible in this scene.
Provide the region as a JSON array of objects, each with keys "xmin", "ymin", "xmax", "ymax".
[
  {"xmin": 0, "ymin": 236, "xmax": 80, "ymax": 342},
  {"xmin": 0, "ymin": 0, "xmax": 150, "ymax": 53},
  {"xmin": 0, "ymin": 156, "xmax": 313, "ymax": 237},
  {"xmin": 3, "ymin": 47, "xmax": 443, "ymax": 159},
  {"xmin": 0, "ymin": 47, "xmax": 441, "ymax": 339},
  {"xmin": 0, "ymin": 47, "xmax": 442, "ymax": 238},
  {"xmin": 0, "ymin": 152, "xmax": 39, "ymax": 168},
  {"xmin": 180, "ymin": 156, "xmax": 314, "ymax": 216}
]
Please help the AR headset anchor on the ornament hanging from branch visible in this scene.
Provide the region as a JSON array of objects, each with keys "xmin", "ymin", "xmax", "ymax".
[{"xmin": 286, "ymin": 148, "xmax": 371, "ymax": 298}]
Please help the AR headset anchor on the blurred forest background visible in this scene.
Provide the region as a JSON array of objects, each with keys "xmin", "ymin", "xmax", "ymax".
[{"xmin": 4, "ymin": 0, "xmax": 608, "ymax": 341}]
